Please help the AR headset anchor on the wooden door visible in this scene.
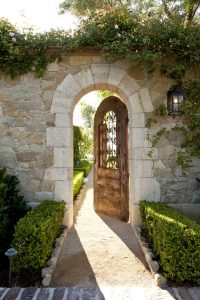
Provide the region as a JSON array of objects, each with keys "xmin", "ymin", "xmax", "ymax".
[{"xmin": 94, "ymin": 96, "xmax": 129, "ymax": 221}]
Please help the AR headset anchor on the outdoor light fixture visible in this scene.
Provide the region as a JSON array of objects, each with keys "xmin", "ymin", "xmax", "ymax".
[
  {"xmin": 167, "ymin": 87, "xmax": 184, "ymax": 117},
  {"xmin": 5, "ymin": 248, "xmax": 17, "ymax": 285}
]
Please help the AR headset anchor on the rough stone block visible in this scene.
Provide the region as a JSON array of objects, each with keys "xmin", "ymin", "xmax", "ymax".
[
  {"xmin": 158, "ymin": 145, "xmax": 177, "ymax": 160},
  {"xmin": 55, "ymin": 180, "xmax": 73, "ymax": 201},
  {"xmin": 133, "ymin": 178, "xmax": 160, "ymax": 203},
  {"xmin": 130, "ymin": 113, "xmax": 145, "ymax": 128},
  {"xmin": 47, "ymin": 127, "xmax": 72, "ymax": 147},
  {"xmin": 47, "ymin": 61, "xmax": 60, "ymax": 72},
  {"xmin": 119, "ymin": 75, "xmax": 140, "ymax": 96},
  {"xmin": 35, "ymin": 192, "xmax": 54, "ymax": 201},
  {"xmin": 27, "ymin": 132, "xmax": 45, "ymax": 145},
  {"xmin": 139, "ymin": 88, "xmax": 154, "ymax": 112},
  {"xmin": 112, "ymin": 59, "xmax": 132, "ymax": 71},
  {"xmin": 73, "ymin": 68, "xmax": 94, "ymax": 89},
  {"xmin": 69, "ymin": 56, "xmax": 92, "ymax": 65},
  {"xmin": 51, "ymin": 90, "xmax": 71, "ymax": 113},
  {"xmin": 44, "ymin": 168, "xmax": 72, "ymax": 180},
  {"xmin": 130, "ymin": 160, "xmax": 153, "ymax": 178},
  {"xmin": 154, "ymin": 160, "xmax": 173, "ymax": 177},
  {"xmin": 17, "ymin": 151, "xmax": 38, "ymax": 162},
  {"xmin": 56, "ymin": 73, "xmax": 81, "ymax": 98},
  {"xmin": 91, "ymin": 63, "xmax": 110, "ymax": 84},
  {"xmin": 129, "ymin": 148, "xmax": 158, "ymax": 160},
  {"xmin": 131, "ymin": 128, "xmax": 150, "ymax": 148},
  {"xmin": 108, "ymin": 67, "xmax": 126, "ymax": 86},
  {"xmin": 53, "ymin": 147, "xmax": 73, "ymax": 167},
  {"xmin": 55, "ymin": 113, "xmax": 72, "ymax": 128}
]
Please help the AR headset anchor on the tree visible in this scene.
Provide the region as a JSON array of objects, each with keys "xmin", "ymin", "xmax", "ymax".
[
  {"xmin": 80, "ymin": 102, "xmax": 96, "ymax": 128},
  {"xmin": 97, "ymin": 90, "xmax": 114, "ymax": 100},
  {"xmin": 59, "ymin": 0, "xmax": 132, "ymax": 16},
  {"xmin": 59, "ymin": 0, "xmax": 200, "ymax": 26}
]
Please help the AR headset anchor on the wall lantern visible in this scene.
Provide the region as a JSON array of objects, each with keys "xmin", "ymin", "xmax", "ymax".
[{"xmin": 167, "ymin": 87, "xmax": 184, "ymax": 117}]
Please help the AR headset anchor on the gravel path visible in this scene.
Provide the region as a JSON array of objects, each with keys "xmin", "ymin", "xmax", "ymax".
[{"xmin": 51, "ymin": 170, "xmax": 154, "ymax": 288}]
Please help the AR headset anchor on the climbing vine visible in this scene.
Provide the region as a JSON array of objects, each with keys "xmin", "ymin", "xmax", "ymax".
[
  {"xmin": 146, "ymin": 80, "xmax": 200, "ymax": 172},
  {"xmin": 0, "ymin": 9, "xmax": 200, "ymax": 168}
]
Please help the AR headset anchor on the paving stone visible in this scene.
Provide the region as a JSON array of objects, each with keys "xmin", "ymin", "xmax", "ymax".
[
  {"xmin": 67, "ymin": 287, "xmax": 81, "ymax": 300},
  {"xmin": 188, "ymin": 288, "xmax": 200, "ymax": 300},
  {"xmin": 21, "ymin": 287, "xmax": 37, "ymax": 300},
  {"xmin": 37, "ymin": 288, "xmax": 51, "ymax": 300},
  {"xmin": 0, "ymin": 288, "xmax": 6, "ymax": 298},
  {"xmin": 0, "ymin": 288, "xmax": 10, "ymax": 300},
  {"xmin": 176, "ymin": 287, "xmax": 192, "ymax": 300},
  {"xmin": 4, "ymin": 287, "xmax": 21, "ymax": 300},
  {"xmin": 82, "ymin": 287, "xmax": 97, "ymax": 300},
  {"xmin": 52, "ymin": 288, "xmax": 65, "ymax": 300}
]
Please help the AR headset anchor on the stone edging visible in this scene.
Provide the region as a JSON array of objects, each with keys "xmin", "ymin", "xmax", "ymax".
[
  {"xmin": 41, "ymin": 226, "xmax": 68, "ymax": 286},
  {"xmin": 134, "ymin": 226, "xmax": 167, "ymax": 288},
  {"xmin": 41, "ymin": 173, "xmax": 91, "ymax": 286}
]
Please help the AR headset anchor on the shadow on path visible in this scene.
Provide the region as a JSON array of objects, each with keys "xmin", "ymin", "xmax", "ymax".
[
  {"xmin": 97, "ymin": 213, "xmax": 149, "ymax": 270},
  {"xmin": 51, "ymin": 226, "xmax": 105, "ymax": 298}
]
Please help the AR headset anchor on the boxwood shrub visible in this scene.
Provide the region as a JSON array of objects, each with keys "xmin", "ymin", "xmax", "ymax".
[
  {"xmin": 74, "ymin": 160, "xmax": 93, "ymax": 177},
  {"xmin": 73, "ymin": 170, "xmax": 84, "ymax": 198},
  {"xmin": 12, "ymin": 200, "xmax": 65, "ymax": 272},
  {"xmin": 140, "ymin": 200, "xmax": 200, "ymax": 284}
]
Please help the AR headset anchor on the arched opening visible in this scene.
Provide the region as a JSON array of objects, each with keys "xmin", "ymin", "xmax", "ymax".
[
  {"xmin": 47, "ymin": 65, "xmax": 158, "ymax": 229},
  {"xmin": 72, "ymin": 91, "xmax": 129, "ymax": 222},
  {"xmin": 94, "ymin": 96, "xmax": 129, "ymax": 222}
]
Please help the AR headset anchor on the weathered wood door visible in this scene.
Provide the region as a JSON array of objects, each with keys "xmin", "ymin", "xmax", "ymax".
[{"xmin": 94, "ymin": 96, "xmax": 129, "ymax": 221}]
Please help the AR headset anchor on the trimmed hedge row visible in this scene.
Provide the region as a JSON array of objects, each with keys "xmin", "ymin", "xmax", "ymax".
[
  {"xmin": 73, "ymin": 170, "xmax": 84, "ymax": 198},
  {"xmin": 140, "ymin": 200, "xmax": 200, "ymax": 284},
  {"xmin": 12, "ymin": 200, "xmax": 65, "ymax": 272},
  {"xmin": 74, "ymin": 160, "xmax": 93, "ymax": 177}
]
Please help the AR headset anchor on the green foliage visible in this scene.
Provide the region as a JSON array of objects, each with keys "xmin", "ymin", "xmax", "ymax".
[
  {"xmin": 79, "ymin": 128, "xmax": 93, "ymax": 160},
  {"xmin": 0, "ymin": 18, "xmax": 71, "ymax": 78},
  {"xmin": 1, "ymin": 8, "xmax": 200, "ymax": 79},
  {"xmin": 154, "ymin": 104, "xmax": 168, "ymax": 117},
  {"xmin": 140, "ymin": 200, "xmax": 200, "ymax": 284},
  {"xmin": 181, "ymin": 80, "xmax": 200, "ymax": 158},
  {"xmin": 74, "ymin": 160, "xmax": 93, "ymax": 176},
  {"xmin": 151, "ymin": 128, "xmax": 166, "ymax": 147},
  {"xmin": 80, "ymin": 102, "xmax": 96, "ymax": 128},
  {"xmin": 59, "ymin": 0, "xmax": 200, "ymax": 26},
  {"xmin": 145, "ymin": 117, "xmax": 157, "ymax": 129},
  {"xmin": 73, "ymin": 125, "xmax": 83, "ymax": 164},
  {"xmin": 176, "ymin": 151, "xmax": 192, "ymax": 174},
  {"xmin": 74, "ymin": 125, "xmax": 93, "ymax": 163},
  {"xmin": 0, "ymin": 168, "xmax": 29, "ymax": 253},
  {"xmin": 12, "ymin": 200, "xmax": 65, "ymax": 272},
  {"xmin": 73, "ymin": 170, "xmax": 84, "ymax": 198},
  {"xmin": 59, "ymin": 0, "xmax": 132, "ymax": 16}
]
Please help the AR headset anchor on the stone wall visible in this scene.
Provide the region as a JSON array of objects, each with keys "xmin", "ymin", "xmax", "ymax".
[{"xmin": 0, "ymin": 52, "xmax": 199, "ymax": 226}]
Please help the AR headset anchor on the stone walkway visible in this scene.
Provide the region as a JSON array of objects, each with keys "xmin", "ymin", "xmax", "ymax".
[
  {"xmin": 1, "ymin": 170, "xmax": 200, "ymax": 299},
  {"xmin": 51, "ymin": 170, "xmax": 154, "ymax": 288},
  {"xmin": 1, "ymin": 286, "xmax": 200, "ymax": 300}
]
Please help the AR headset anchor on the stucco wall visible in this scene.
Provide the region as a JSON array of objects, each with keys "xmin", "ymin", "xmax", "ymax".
[{"xmin": 0, "ymin": 53, "xmax": 199, "ymax": 227}]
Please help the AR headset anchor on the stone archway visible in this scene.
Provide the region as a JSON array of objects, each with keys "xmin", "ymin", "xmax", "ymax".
[{"xmin": 46, "ymin": 63, "xmax": 160, "ymax": 228}]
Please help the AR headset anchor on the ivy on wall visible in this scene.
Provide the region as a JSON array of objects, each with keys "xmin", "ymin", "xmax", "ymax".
[
  {"xmin": 146, "ymin": 80, "xmax": 200, "ymax": 172},
  {"xmin": 0, "ymin": 9, "xmax": 200, "ymax": 169}
]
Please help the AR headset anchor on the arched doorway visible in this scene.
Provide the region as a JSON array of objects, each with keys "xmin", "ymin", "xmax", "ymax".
[{"xmin": 94, "ymin": 96, "xmax": 129, "ymax": 221}]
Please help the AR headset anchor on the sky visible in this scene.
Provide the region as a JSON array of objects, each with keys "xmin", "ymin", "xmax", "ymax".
[
  {"xmin": 73, "ymin": 92, "xmax": 101, "ymax": 126},
  {"xmin": 0, "ymin": 0, "xmax": 78, "ymax": 32},
  {"xmin": 0, "ymin": 0, "xmax": 101, "ymax": 126}
]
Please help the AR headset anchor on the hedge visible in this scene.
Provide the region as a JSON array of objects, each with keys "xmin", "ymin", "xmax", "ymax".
[
  {"xmin": 73, "ymin": 170, "xmax": 84, "ymax": 198},
  {"xmin": 0, "ymin": 168, "xmax": 29, "ymax": 254},
  {"xmin": 74, "ymin": 160, "xmax": 93, "ymax": 177},
  {"xmin": 140, "ymin": 200, "xmax": 200, "ymax": 284},
  {"xmin": 12, "ymin": 200, "xmax": 65, "ymax": 272}
]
